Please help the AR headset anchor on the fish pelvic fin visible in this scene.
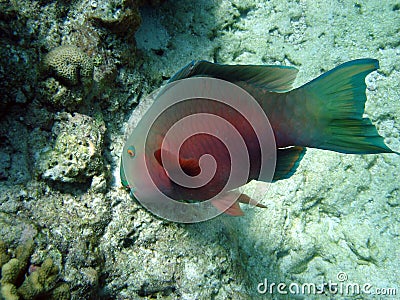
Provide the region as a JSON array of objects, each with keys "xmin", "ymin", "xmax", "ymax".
[{"xmin": 296, "ymin": 59, "xmax": 394, "ymax": 154}]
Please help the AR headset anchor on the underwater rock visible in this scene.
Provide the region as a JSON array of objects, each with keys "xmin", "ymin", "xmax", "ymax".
[
  {"xmin": 37, "ymin": 112, "xmax": 106, "ymax": 183},
  {"xmin": 37, "ymin": 77, "xmax": 86, "ymax": 111},
  {"xmin": 100, "ymin": 197, "xmax": 248, "ymax": 299},
  {"xmin": 88, "ymin": 0, "xmax": 141, "ymax": 41},
  {"xmin": 0, "ymin": 151, "xmax": 11, "ymax": 181},
  {"xmin": 0, "ymin": 1, "xmax": 37, "ymax": 114}
]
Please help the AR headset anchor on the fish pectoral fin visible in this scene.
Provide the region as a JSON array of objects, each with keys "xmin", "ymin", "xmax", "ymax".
[
  {"xmin": 237, "ymin": 193, "xmax": 267, "ymax": 208},
  {"xmin": 272, "ymin": 146, "xmax": 306, "ymax": 181},
  {"xmin": 179, "ymin": 158, "xmax": 201, "ymax": 176},
  {"xmin": 210, "ymin": 191, "xmax": 245, "ymax": 216},
  {"xmin": 211, "ymin": 192, "xmax": 266, "ymax": 216},
  {"xmin": 211, "ymin": 197, "xmax": 244, "ymax": 217},
  {"xmin": 154, "ymin": 149, "xmax": 200, "ymax": 176},
  {"xmin": 170, "ymin": 60, "xmax": 299, "ymax": 92}
]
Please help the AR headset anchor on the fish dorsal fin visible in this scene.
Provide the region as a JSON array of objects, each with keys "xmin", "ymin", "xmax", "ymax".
[
  {"xmin": 169, "ymin": 60, "xmax": 299, "ymax": 92},
  {"xmin": 273, "ymin": 146, "xmax": 306, "ymax": 181},
  {"xmin": 154, "ymin": 149, "xmax": 201, "ymax": 176}
]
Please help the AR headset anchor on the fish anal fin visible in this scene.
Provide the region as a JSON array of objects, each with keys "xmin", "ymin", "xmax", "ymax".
[
  {"xmin": 273, "ymin": 146, "xmax": 306, "ymax": 181},
  {"xmin": 211, "ymin": 193, "xmax": 266, "ymax": 216},
  {"xmin": 224, "ymin": 202, "xmax": 244, "ymax": 216},
  {"xmin": 154, "ymin": 149, "xmax": 201, "ymax": 177}
]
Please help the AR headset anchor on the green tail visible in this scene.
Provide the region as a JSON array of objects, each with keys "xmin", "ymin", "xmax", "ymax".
[{"xmin": 298, "ymin": 59, "xmax": 393, "ymax": 154}]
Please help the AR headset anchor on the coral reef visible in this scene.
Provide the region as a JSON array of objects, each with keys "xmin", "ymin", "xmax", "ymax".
[
  {"xmin": 0, "ymin": 153, "xmax": 11, "ymax": 181},
  {"xmin": 42, "ymin": 45, "xmax": 93, "ymax": 88},
  {"xmin": 0, "ymin": 239, "xmax": 70, "ymax": 300},
  {"xmin": 38, "ymin": 45, "xmax": 94, "ymax": 110},
  {"xmin": 36, "ymin": 112, "xmax": 106, "ymax": 184}
]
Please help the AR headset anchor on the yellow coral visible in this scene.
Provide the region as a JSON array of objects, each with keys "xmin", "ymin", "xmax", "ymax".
[
  {"xmin": 1, "ymin": 283, "xmax": 19, "ymax": 300},
  {"xmin": 0, "ymin": 239, "xmax": 69, "ymax": 300},
  {"xmin": 15, "ymin": 239, "xmax": 34, "ymax": 268},
  {"xmin": 42, "ymin": 45, "xmax": 93, "ymax": 87},
  {"xmin": 17, "ymin": 258, "xmax": 60, "ymax": 300},
  {"xmin": 1, "ymin": 259, "xmax": 23, "ymax": 285}
]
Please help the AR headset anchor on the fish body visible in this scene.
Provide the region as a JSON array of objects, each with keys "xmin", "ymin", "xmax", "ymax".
[
  {"xmin": 146, "ymin": 98, "xmax": 265, "ymax": 201},
  {"xmin": 121, "ymin": 59, "xmax": 395, "ymax": 218}
]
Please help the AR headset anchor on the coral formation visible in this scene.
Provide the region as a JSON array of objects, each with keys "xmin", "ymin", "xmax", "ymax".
[
  {"xmin": 38, "ymin": 45, "xmax": 95, "ymax": 110},
  {"xmin": 17, "ymin": 258, "xmax": 59, "ymax": 299},
  {"xmin": 0, "ymin": 239, "xmax": 70, "ymax": 300},
  {"xmin": 0, "ymin": 241, "xmax": 10, "ymax": 269},
  {"xmin": 37, "ymin": 112, "xmax": 106, "ymax": 183},
  {"xmin": 42, "ymin": 45, "xmax": 93, "ymax": 88}
]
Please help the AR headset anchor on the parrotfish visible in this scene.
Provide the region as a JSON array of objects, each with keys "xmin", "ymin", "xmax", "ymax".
[{"xmin": 121, "ymin": 59, "xmax": 396, "ymax": 218}]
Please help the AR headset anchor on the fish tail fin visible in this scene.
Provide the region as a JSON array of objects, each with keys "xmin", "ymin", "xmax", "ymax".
[{"xmin": 297, "ymin": 58, "xmax": 393, "ymax": 154}]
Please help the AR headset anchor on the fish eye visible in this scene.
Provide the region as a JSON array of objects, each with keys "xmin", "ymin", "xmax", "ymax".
[{"xmin": 127, "ymin": 145, "xmax": 136, "ymax": 158}]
